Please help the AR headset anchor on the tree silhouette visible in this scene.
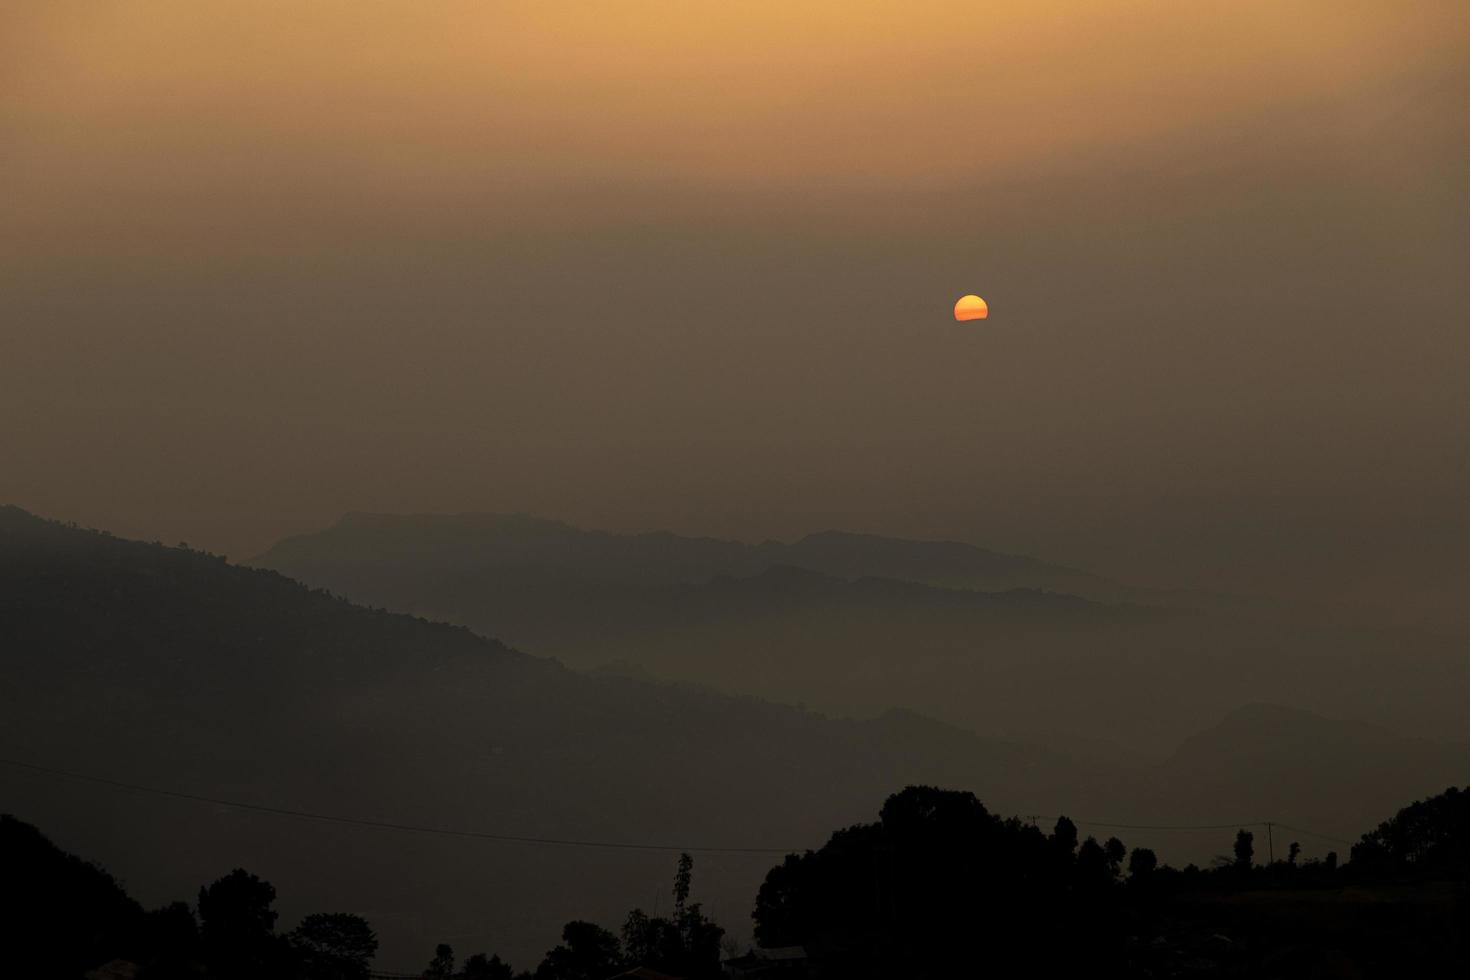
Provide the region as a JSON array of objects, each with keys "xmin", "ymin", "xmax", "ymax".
[
  {"xmin": 145, "ymin": 900, "xmax": 200, "ymax": 977},
  {"xmin": 198, "ymin": 869, "xmax": 282, "ymax": 979},
  {"xmin": 535, "ymin": 921, "xmax": 620, "ymax": 980},
  {"xmin": 1233, "ymin": 830, "xmax": 1255, "ymax": 871},
  {"xmin": 16, "ymin": 782, "xmax": 1470, "ymax": 980},
  {"xmin": 1050, "ymin": 815, "xmax": 1078, "ymax": 856},
  {"xmin": 620, "ymin": 908, "xmax": 665, "ymax": 968},
  {"xmin": 1352, "ymin": 786, "xmax": 1470, "ymax": 875},
  {"xmin": 1103, "ymin": 836, "xmax": 1127, "ymax": 878},
  {"xmin": 425, "ymin": 942, "xmax": 455, "ymax": 979},
  {"xmin": 619, "ymin": 855, "xmax": 724, "ymax": 978},
  {"xmin": 754, "ymin": 786, "xmax": 1087, "ymax": 976},
  {"xmin": 464, "ymin": 951, "xmax": 515, "ymax": 980},
  {"xmin": 291, "ymin": 912, "xmax": 378, "ymax": 980},
  {"xmin": 1076, "ymin": 836, "xmax": 1111, "ymax": 889},
  {"xmin": 673, "ymin": 852, "xmax": 693, "ymax": 917}
]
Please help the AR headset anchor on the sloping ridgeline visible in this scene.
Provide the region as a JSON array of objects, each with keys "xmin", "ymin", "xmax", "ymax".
[
  {"xmin": 0, "ymin": 506, "xmax": 1098, "ymax": 967},
  {"xmin": 252, "ymin": 512, "xmax": 1470, "ymax": 759}
]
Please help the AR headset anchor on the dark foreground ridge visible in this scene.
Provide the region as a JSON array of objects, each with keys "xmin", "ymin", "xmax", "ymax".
[{"xmin": 6, "ymin": 784, "xmax": 1468, "ymax": 979}]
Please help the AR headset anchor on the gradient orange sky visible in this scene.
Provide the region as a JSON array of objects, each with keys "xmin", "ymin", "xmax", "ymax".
[
  {"xmin": 2, "ymin": 1, "xmax": 1468, "ymax": 624},
  {"xmin": 6, "ymin": 2, "xmax": 1465, "ymax": 210}
]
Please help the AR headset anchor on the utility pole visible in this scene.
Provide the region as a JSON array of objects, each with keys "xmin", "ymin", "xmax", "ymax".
[{"xmin": 1266, "ymin": 822, "xmax": 1274, "ymax": 864}]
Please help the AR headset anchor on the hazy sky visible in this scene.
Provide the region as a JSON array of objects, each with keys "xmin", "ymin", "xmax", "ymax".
[{"xmin": 3, "ymin": 2, "xmax": 1467, "ymax": 622}]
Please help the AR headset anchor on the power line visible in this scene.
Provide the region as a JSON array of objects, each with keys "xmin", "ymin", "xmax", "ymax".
[
  {"xmin": 0, "ymin": 758, "xmax": 795, "ymax": 855},
  {"xmin": 1047, "ymin": 816, "xmax": 1271, "ymax": 832},
  {"xmin": 1045, "ymin": 816, "xmax": 1353, "ymax": 846},
  {"xmin": 2, "ymin": 756, "xmax": 1358, "ymax": 852},
  {"xmin": 2, "ymin": 756, "xmax": 1361, "ymax": 979},
  {"xmin": 1272, "ymin": 822, "xmax": 1354, "ymax": 847}
]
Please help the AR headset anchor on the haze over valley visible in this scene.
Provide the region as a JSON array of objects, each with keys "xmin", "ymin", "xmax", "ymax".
[
  {"xmin": 256, "ymin": 512, "xmax": 1470, "ymax": 759},
  {"xmin": 6, "ymin": 505, "xmax": 1467, "ymax": 967},
  {"xmin": 3, "ymin": 3, "xmax": 1467, "ymax": 976}
]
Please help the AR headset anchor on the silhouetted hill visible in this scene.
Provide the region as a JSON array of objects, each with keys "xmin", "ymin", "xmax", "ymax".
[
  {"xmin": 0, "ymin": 506, "xmax": 1102, "ymax": 967},
  {"xmin": 252, "ymin": 513, "xmax": 1470, "ymax": 759},
  {"xmin": 1, "ymin": 813, "xmax": 150, "ymax": 977},
  {"xmin": 16, "ymin": 781, "xmax": 1470, "ymax": 979},
  {"xmin": 749, "ymin": 785, "xmax": 1470, "ymax": 979}
]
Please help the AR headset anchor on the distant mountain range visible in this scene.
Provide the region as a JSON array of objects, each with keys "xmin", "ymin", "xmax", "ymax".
[
  {"xmin": 255, "ymin": 512, "xmax": 1116, "ymax": 594},
  {"xmin": 252, "ymin": 512, "xmax": 1369, "ymax": 622},
  {"xmin": 5, "ymin": 506, "xmax": 1467, "ymax": 967},
  {"xmin": 253, "ymin": 512, "xmax": 1470, "ymax": 758}
]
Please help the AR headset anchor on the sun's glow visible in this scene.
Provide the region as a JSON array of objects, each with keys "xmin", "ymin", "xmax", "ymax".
[{"xmin": 954, "ymin": 295, "xmax": 988, "ymax": 321}]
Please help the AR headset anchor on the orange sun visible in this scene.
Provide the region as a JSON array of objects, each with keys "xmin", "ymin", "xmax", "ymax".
[{"xmin": 954, "ymin": 294, "xmax": 989, "ymax": 321}]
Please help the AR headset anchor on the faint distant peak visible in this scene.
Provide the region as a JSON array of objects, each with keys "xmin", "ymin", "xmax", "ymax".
[
  {"xmin": 1206, "ymin": 702, "xmax": 1387, "ymax": 737},
  {"xmin": 333, "ymin": 510, "xmax": 570, "ymax": 531},
  {"xmin": 1167, "ymin": 702, "xmax": 1427, "ymax": 767},
  {"xmin": 793, "ymin": 527, "xmax": 1018, "ymax": 555}
]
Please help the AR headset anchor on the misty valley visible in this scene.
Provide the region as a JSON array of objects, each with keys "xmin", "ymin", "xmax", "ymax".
[
  {"xmin": 3, "ymin": 507, "xmax": 1467, "ymax": 977},
  {"xmin": 5, "ymin": 3, "xmax": 1468, "ymax": 976}
]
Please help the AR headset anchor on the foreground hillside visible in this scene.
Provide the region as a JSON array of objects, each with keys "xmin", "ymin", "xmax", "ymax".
[{"xmin": 9, "ymin": 783, "xmax": 1469, "ymax": 979}]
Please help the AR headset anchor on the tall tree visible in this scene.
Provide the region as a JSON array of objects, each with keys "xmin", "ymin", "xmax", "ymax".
[
  {"xmin": 673, "ymin": 852, "xmax": 694, "ymax": 919},
  {"xmin": 291, "ymin": 912, "xmax": 378, "ymax": 980},
  {"xmin": 463, "ymin": 952, "xmax": 515, "ymax": 980},
  {"xmin": 1352, "ymin": 786, "xmax": 1470, "ymax": 875},
  {"xmin": 1233, "ymin": 830, "xmax": 1255, "ymax": 871},
  {"xmin": 535, "ymin": 921, "xmax": 620, "ymax": 980},
  {"xmin": 1103, "ymin": 837, "xmax": 1127, "ymax": 878},
  {"xmin": 1075, "ymin": 837, "xmax": 1111, "ymax": 888},
  {"xmin": 1050, "ymin": 816, "xmax": 1078, "ymax": 857},
  {"xmin": 425, "ymin": 943, "xmax": 455, "ymax": 979},
  {"xmin": 754, "ymin": 786, "xmax": 1078, "ymax": 975},
  {"xmin": 198, "ymin": 870, "xmax": 283, "ymax": 978},
  {"xmin": 621, "ymin": 854, "xmax": 725, "ymax": 978},
  {"xmin": 1127, "ymin": 848, "xmax": 1158, "ymax": 880},
  {"xmin": 620, "ymin": 908, "xmax": 670, "ymax": 969}
]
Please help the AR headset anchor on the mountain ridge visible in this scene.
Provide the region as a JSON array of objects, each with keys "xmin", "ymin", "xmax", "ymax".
[
  {"xmin": 8, "ymin": 505, "xmax": 1469, "ymax": 964},
  {"xmin": 250, "ymin": 510, "xmax": 1470, "ymax": 757},
  {"xmin": 1, "ymin": 505, "xmax": 1105, "ymax": 965},
  {"xmin": 255, "ymin": 511, "xmax": 1112, "ymax": 595}
]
